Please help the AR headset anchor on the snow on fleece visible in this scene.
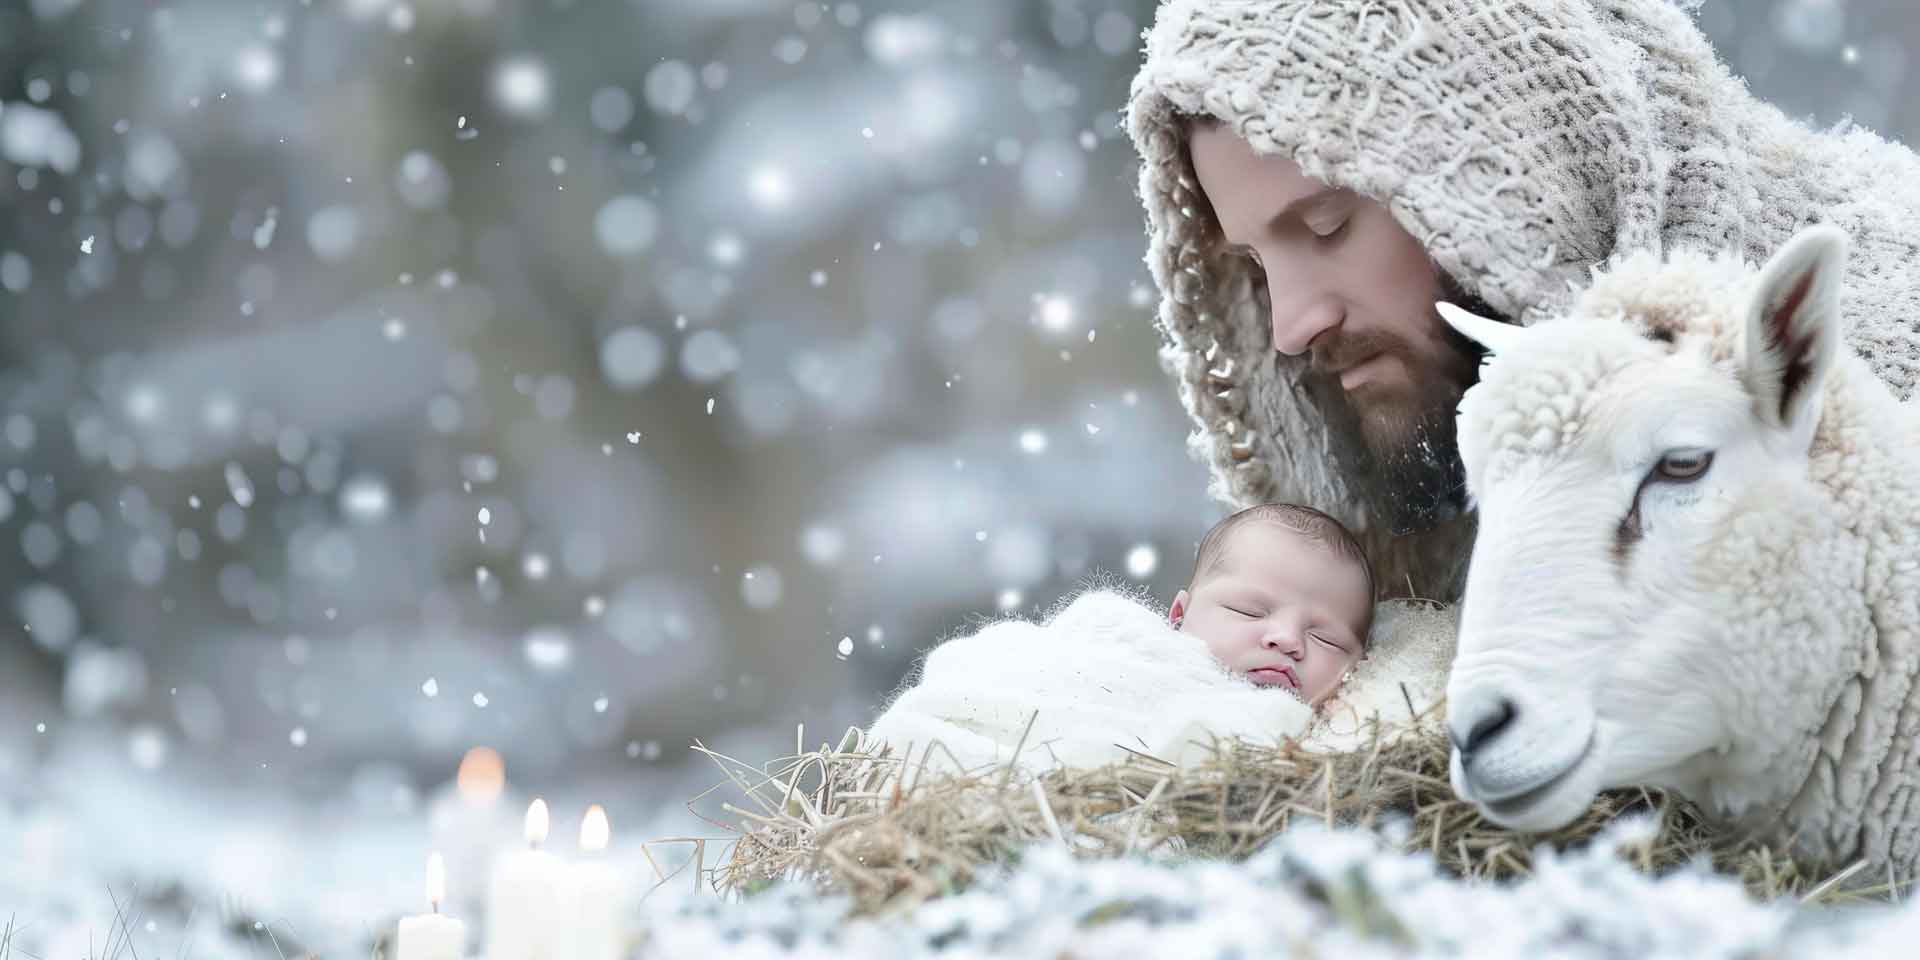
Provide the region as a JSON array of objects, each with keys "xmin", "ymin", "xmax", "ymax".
[{"xmin": 640, "ymin": 819, "xmax": 1920, "ymax": 958}]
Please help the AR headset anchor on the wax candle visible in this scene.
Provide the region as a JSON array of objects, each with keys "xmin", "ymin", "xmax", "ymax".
[
  {"xmin": 556, "ymin": 805, "xmax": 629, "ymax": 960},
  {"xmin": 484, "ymin": 798, "xmax": 563, "ymax": 960},
  {"xmin": 396, "ymin": 852, "xmax": 467, "ymax": 960},
  {"xmin": 427, "ymin": 746, "xmax": 513, "ymax": 920}
]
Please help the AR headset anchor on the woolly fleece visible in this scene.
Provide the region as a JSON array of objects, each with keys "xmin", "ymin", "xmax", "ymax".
[{"xmin": 1454, "ymin": 243, "xmax": 1920, "ymax": 872}]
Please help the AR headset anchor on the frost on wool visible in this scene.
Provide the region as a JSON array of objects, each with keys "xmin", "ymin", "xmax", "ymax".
[{"xmin": 1441, "ymin": 226, "xmax": 1920, "ymax": 878}]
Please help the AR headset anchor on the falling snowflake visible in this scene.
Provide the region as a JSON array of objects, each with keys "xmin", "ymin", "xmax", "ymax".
[
  {"xmin": 492, "ymin": 57, "xmax": 553, "ymax": 117},
  {"xmin": 741, "ymin": 565, "xmax": 784, "ymax": 609},
  {"xmin": 1126, "ymin": 544, "xmax": 1160, "ymax": 579},
  {"xmin": 224, "ymin": 462, "xmax": 255, "ymax": 508}
]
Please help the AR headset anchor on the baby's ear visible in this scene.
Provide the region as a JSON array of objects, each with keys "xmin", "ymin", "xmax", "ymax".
[{"xmin": 1168, "ymin": 589, "xmax": 1190, "ymax": 628}]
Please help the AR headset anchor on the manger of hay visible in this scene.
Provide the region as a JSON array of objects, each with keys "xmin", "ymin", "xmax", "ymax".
[{"xmin": 690, "ymin": 710, "xmax": 1888, "ymax": 916}]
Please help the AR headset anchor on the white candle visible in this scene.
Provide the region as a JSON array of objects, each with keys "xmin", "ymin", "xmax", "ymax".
[
  {"xmin": 427, "ymin": 746, "xmax": 513, "ymax": 920},
  {"xmin": 396, "ymin": 852, "xmax": 467, "ymax": 960},
  {"xmin": 485, "ymin": 798, "xmax": 563, "ymax": 960},
  {"xmin": 556, "ymin": 805, "xmax": 629, "ymax": 960}
]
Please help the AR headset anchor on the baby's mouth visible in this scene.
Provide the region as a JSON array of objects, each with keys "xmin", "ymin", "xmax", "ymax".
[{"xmin": 1248, "ymin": 666, "xmax": 1298, "ymax": 690}]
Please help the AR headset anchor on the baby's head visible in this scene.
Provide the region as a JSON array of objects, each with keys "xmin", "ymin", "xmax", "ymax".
[{"xmin": 1169, "ymin": 503, "xmax": 1374, "ymax": 705}]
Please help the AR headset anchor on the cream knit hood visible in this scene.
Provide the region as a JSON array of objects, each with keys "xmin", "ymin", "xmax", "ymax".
[{"xmin": 1127, "ymin": 0, "xmax": 1920, "ymax": 598}]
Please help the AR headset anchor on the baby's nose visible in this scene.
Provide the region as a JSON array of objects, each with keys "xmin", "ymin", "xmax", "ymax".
[{"xmin": 1263, "ymin": 631, "xmax": 1302, "ymax": 654}]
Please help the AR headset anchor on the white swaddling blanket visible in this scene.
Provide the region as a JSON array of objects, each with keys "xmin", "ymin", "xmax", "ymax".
[{"xmin": 861, "ymin": 590, "xmax": 1458, "ymax": 781}]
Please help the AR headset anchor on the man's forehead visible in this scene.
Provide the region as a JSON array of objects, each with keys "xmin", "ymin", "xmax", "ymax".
[{"xmin": 1188, "ymin": 127, "xmax": 1331, "ymax": 236}]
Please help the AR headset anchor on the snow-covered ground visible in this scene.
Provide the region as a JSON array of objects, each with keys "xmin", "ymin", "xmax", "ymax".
[
  {"xmin": 646, "ymin": 821, "xmax": 1908, "ymax": 959},
  {"xmin": 0, "ymin": 727, "xmax": 718, "ymax": 959},
  {"xmin": 7, "ymin": 729, "xmax": 1915, "ymax": 959}
]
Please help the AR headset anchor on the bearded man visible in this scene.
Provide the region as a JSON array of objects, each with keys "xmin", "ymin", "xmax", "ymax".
[{"xmin": 1127, "ymin": 0, "xmax": 1920, "ymax": 599}]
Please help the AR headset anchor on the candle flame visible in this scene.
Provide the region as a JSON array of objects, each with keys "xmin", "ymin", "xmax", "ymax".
[
  {"xmin": 426, "ymin": 851, "xmax": 447, "ymax": 910},
  {"xmin": 455, "ymin": 746, "xmax": 505, "ymax": 804},
  {"xmin": 580, "ymin": 804, "xmax": 610, "ymax": 853},
  {"xmin": 525, "ymin": 797, "xmax": 550, "ymax": 846}
]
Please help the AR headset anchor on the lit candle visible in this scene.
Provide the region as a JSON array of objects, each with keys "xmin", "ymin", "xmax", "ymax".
[
  {"xmin": 484, "ymin": 798, "xmax": 563, "ymax": 960},
  {"xmin": 428, "ymin": 746, "xmax": 512, "ymax": 920},
  {"xmin": 556, "ymin": 805, "xmax": 629, "ymax": 960},
  {"xmin": 396, "ymin": 852, "xmax": 467, "ymax": 960}
]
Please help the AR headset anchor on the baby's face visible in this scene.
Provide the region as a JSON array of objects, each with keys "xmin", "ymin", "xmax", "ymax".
[{"xmin": 1172, "ymin": 523, "xmax": 1370, "ymax": 705}]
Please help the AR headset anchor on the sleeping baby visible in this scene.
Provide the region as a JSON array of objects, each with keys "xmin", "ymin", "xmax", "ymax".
[
  {"xmin": 1169, "ymin": 502, "xmax": 1372, "ymax": 706},
  {"xmin": 861, "ymin": 503, "xmax": 1378, "ymax": 779}
]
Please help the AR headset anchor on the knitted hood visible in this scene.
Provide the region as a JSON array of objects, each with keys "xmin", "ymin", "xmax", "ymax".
[{"xmin": 1127, "ymin": 0, "xmax": 1920, "ymax": 597}]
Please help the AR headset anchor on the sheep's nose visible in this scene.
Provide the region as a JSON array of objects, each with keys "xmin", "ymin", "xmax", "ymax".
[{"xmin": 1449, "ymin": 691, "xmax": 1517, "ymax": 757}]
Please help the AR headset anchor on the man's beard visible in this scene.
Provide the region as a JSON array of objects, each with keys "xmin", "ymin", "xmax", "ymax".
[{"xmin": 1308, "ymin": 274, "xmax": 1496, "ymax": 536}]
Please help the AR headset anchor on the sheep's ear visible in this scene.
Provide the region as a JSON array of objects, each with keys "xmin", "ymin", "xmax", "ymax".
[
  {"xmin": 1744, "ymin": 224, "xmax": 1845, "ymax": 433},
  {"xmin": 1437, "ymin": 302, "xmax": 1528, "ymax": 354}
]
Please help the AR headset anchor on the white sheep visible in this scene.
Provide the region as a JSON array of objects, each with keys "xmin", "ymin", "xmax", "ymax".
[{"xmin": 1436, "ymin": 225, "xmax": 1920, "ymax": 875}]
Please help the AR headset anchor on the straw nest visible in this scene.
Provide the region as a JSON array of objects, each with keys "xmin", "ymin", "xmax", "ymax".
[{"xmin": 689, "ymin": 708, "xmax": 1896, "ymax": 916}]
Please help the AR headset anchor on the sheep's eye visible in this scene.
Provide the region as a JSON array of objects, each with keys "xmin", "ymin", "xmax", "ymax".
[{"xmin": 1653, "ymin": 448, "xmax": 1714, "ymax": 483}]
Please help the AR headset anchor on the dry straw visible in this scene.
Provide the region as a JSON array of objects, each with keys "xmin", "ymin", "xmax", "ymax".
[{"xmin": 687, "ymin": 708, "xmax": 1904, "ymax": 916}]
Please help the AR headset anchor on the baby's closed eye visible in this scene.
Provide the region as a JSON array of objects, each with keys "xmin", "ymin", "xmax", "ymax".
[{"xmin": 1313, "ymin": 631, "xmax": 1354, "ymax": 653}]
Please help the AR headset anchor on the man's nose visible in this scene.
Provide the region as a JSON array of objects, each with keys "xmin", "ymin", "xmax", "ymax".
[{"xmin": 1269, "ymin": 295, "xmax": 1344, "ymax": 357}]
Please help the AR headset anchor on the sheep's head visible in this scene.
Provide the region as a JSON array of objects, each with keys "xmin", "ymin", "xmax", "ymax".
[{"xmin": 1441, "ymin": 225, "xmax": 1848, "ymax": 832}]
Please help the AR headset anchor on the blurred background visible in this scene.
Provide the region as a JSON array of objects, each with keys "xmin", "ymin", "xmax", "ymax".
[{"xmin": 0, "ymin": 0, "xmax": 1910, "ymax": 954}]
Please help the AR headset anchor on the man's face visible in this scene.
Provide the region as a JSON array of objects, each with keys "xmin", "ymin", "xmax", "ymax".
[
  {"xmin": 1171, "ymin": 523, "xmax": 1370, "ymax": 706},
  {"xmin": 1188, "ymin": 124, "xmax": 1486, "ymax": 532}
]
